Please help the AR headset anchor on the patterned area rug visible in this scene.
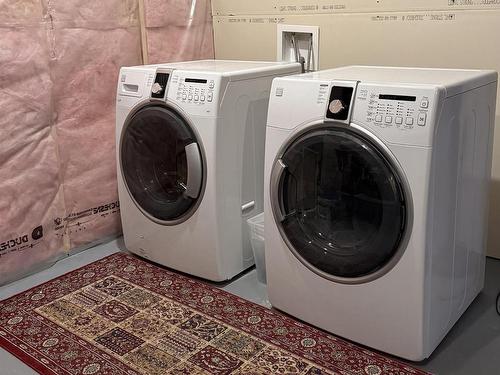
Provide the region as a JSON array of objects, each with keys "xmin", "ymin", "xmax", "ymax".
[{"xmin": 0, "ymin": 252, "xmax": 430, "ymax": 375}]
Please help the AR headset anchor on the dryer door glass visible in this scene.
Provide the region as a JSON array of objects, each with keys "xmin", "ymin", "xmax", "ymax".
[
  {"xmin": 121, "ymin": 105, "xmax": 203, "ymax": 224},
  {"xmin": 274, "ymin": 127, "xmax": 407, "ymax": 281}
]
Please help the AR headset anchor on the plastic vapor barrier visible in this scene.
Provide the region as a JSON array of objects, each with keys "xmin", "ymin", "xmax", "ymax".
[
  {"xmin": 0, "ymin": 2, "xmax": 65, "ymax": 285},
  {"xmin": 51, "ymin": 1, "xmax": 142, "ymax": 253},
  {"xmin": 144, "ymin": 0, "xmax": 214, "ymax": 63},
  {"xmin": 0, "ymin": 0, "xmax": 214, "ymax": 285}
]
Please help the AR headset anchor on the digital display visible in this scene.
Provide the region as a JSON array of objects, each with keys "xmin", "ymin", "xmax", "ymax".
[
  {"xmin": 379, "ymin": 94, "xmax": 416, "ymax": 102},
  {"xmin": 185, "ymin": 78, "xmax": 207, "ymax": 84}
]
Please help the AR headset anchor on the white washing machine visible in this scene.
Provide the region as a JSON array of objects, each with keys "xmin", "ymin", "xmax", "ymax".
[
  {"xmin": 264, "ymin": 66, "xmax": 497, "ymax": 360},
  {"xmin": 116, "ymin": 60, "xmax": 301, "ymax": 281}
]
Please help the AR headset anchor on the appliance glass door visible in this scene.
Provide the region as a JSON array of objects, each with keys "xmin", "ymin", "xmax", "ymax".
[
  {"xmin": 273, "ymin": 126, "xmax": 407, "ymax": 281},
  {"xmin": 121, "ymin": 104, "xmax": 203, "ymax": 224}
]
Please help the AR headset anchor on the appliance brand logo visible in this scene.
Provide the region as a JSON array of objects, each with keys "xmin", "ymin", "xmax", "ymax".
[
  {"xmin": 32, "ymin": 225, "xmax": 44, "ymax": 240},
  {"xmin": 0, "ymin": 225, "xmax": 44, "ymax": 252},
  {"xmin": 93, "ymin": 201, "xmax": 120, "ymax": 215}
]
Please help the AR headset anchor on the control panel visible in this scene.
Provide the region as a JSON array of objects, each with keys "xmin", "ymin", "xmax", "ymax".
[
  {"xmin": 170, "ymin": 75, "xmax": 216, "ymax": 106},
  {"xmin": 352, "ymin": 83, "xmax": 438, "ymax": 147},
  {"xmin": 358, "ymin": 87, "xmax": 432, "ymax": 129}
]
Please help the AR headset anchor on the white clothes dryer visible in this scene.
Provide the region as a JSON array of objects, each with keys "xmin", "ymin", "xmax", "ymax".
[
  {"xmin": 116, "ymin": 60, "xmax": 301, "ymax": 281},
  {"xmin": 264, "ymin": 66, "xmax": 497, "ymax": 360}
]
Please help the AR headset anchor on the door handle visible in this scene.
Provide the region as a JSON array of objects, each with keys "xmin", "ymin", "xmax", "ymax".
[
  {"xmin": 184, "ymin": 142, "xmax": 202, "ymax": 199},
  {"xmin": 270, "ymin": 159, "xmax": 287, "ymax": 222},
  {"xmin": 242, "ymin": 201, "xmax": 255, "ymax": 213}
]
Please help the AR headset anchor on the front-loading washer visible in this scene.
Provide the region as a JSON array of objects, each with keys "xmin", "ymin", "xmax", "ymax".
[
  {"xmin": 116, "ymin": 60, "xmax": 301, "ymax": 281},
  {"xmin": 264, "ymin": 66, "xmax": 497, "ymax": 360}
]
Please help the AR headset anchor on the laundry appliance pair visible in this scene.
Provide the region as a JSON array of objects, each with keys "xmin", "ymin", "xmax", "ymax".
[
  {"xmin": 116, "ymin": 60, "xmax": 301, "ymax": 282},
  {"xmin": 117, "ymin": 61, "xmax": 497, "ymax": 361}
]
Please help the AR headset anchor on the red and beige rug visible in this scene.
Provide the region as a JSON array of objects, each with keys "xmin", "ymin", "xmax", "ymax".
[{"xmin": 0, "ymin": 252, "xmax": 429, "ymax": 375}]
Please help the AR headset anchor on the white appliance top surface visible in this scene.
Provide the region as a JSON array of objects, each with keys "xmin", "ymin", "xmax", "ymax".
[
  {"xmin": 291, "ymin": 66, "xmax": 497, "ymax": 97},
  {"xmin": 140, "ymin": 59, "xmax": 300, "ymax": 76}
]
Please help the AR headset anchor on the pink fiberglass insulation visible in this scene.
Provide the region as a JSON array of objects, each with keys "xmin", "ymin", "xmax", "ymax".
[
  {"xmin": 0, "ymin": 0, "xmax": 215, "ymax": 285},
  {"xmin": 144, "ymin": 0, "xmax": 211, "ymax": 28},
  {"xmin": 48, "ymin": 0, "xmax": 139, "ymax": 25},
  {"xmin": 144, "ymin": 0, "xmax": 215, "ymax": 64},
  {"xmin": 0, "ymin": 0, "xmax": 42, "ymax": 24},
  {"xmin": 0, "ymin": 1, "xmax": 142, "ymax": 285},
  {"xmin": 0, "ymin": 20, "xmax": 66, "ymax": 284},
  {"xmin": 52, "ymin": 26, "xmax": 142, "ymax": 248},
  {"xmin": 147, "ymin": 24, "xmax": 215, "ymax": 64}
]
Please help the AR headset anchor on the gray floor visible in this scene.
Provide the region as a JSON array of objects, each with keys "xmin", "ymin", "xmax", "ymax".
[{"xmin": 1, "ymin": 238, "xmax": 500, "ymax": 375}]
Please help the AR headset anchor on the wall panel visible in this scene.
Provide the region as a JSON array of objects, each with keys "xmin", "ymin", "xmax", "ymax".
[{"xmin": 213, "ymin": 5, "xmax": 500, "ymax": 258}]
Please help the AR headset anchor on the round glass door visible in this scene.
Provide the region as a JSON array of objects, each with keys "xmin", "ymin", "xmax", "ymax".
[
  {"xmin": 120, "ymin": 104, "xmax": 204, "ymax": 224},
  {"xmin": 272, "ymin": 126, "xmax": 409, "ymax": 283}
]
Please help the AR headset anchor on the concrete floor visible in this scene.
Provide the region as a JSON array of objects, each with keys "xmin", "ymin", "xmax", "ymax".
[{"xmin": 1, "ymin": 238, "xmax": 500, "ymax": 374}]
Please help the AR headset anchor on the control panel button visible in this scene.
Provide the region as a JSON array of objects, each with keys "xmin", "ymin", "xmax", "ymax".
[
  {"xmin": 209, "ymin": 81, "xmax": 215, "ymax": 89},
  {"xmin": 188, "ymin": 94, "xmax": 193, "ymax": 101},
  {"xmin": 385, "ymin": 116, "xmax": 393, "ymax": 124},
  {"xmin": 200, "ymin": 95, "xmax": 205, "ymax": 102},
  {"xmin": 405, "ymin": 117, "xmax": 414, "ymax": 125},
  {"xmin": 375, "ymin": 115, "xmax": 382, "ymax": 122},
  {"xmin": 418, "ymin": 112, "xmax": 427, "ymax": 126},
  {"xmin": 182, "ymin": 94, "xmax": 187, "ymax": 100},
  {"xmin": 421, "ymin": 99, "xmax": 429, "ymax": 109},
  {"xmin": 207, "ymin": 93, "xmax": 213, "ymax": 102},
  {"xmin": 395, "ymin": 116, "xmax": 403, "ymax": 125},
  {"xmin": 194, "ymin": 95, "xmax": 199, "ymax": 101}
]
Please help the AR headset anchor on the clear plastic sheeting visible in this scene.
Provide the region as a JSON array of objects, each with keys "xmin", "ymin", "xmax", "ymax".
[
  {"xmin": 1, "ymin": 0, "xmax": 215, "ymax": 285},
  {"xmin": 52, "ymin": 26, "xmax": 141, "ymax": 249},
  {"xmin": 0, "ymin": 1, "xmax": 142, "ymax": 285},
  {"xmin": 0, "ymin": 2, "xmax": 66, "ymax": 285},
  {"xmin": 48, "ymin": 0, "xmax": 139, "ymax": 25},
  {"xmin": 144, "ymin": 0, "xmax": 215, "ymax": 63}
]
